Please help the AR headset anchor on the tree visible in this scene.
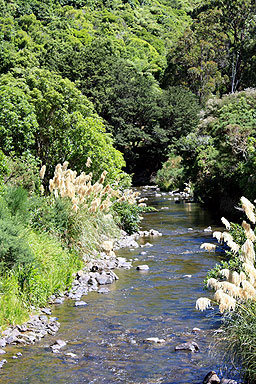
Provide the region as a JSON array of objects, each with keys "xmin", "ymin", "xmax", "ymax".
[{"xmin": 0, "ymin": 68, "xmax": 125, "ymax": 181}]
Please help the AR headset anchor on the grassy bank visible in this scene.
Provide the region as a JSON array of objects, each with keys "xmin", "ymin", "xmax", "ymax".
[
  {"xmin": 0, "ymin": 161, "xmax": 146, "ymax": 330},
  {"xmin": 196, "ymin": 197, "xmax": 256, "ymax": 382}
]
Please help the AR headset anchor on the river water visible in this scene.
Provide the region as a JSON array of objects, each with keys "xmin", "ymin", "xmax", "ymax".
[{"xmin": 0, "ymin": 190, "xmax": 239, "ymax": 383}]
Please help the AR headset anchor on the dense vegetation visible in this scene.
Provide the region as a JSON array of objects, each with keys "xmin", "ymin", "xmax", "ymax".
[{"xmin": 0, "ymin": 0, "xmax": 256, "ymax": 375}]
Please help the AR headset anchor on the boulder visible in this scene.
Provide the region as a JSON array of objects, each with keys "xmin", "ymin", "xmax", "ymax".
[
  {"xmin": 203, "ymin": 371, "xmax": 220, "ymax": 384},
  {"xmin": 175, "ymin": 341, "xmax": 199, "ymax": 352},
  {"xmin": 136, "ymin": 265, "xmax": 149, "ymax": 271}
]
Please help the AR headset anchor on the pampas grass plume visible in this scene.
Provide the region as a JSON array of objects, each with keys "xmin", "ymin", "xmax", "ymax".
[
  {"xmin": 200, "ymin": 243, "xmax": 216, "ymax": 252},
  {"xmin": 213, "ymin": 231, "xmax": 223, "ymax": 243},
  {"xmin": 196, "ymin": 297, "xmax": 212, "ymax": 311},
  {"xmin": 241, "ymin": 196, "xmax": 256, "ymax": 224},
  {"xmin": 221, "ymin": 217, "xmax": 231, "ymax": 230},
  {"xmin": 39, "ymin": 165, "xmax": 46, "ymax": 179}
]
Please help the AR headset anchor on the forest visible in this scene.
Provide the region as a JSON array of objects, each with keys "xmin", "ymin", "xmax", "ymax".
[{"xmin": 0, "ymin": 0, "xmax": 255, "ymax": 208}]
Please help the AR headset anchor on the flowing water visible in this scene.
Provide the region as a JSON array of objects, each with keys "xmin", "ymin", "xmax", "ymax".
[{"xmin": 0, "ymin": 190, "xmax": 240, "ymax": 384}]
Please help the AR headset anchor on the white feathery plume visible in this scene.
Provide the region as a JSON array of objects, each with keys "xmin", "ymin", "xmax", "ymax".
[
  {"xmin": 241, "ymin": 280, "xmax": 256, "ymax": 299},
  {"xmin": 219, "ymin": 269, "xmax": 231, "ymax": 280},
  {"xmin": 227, "ymin": 240, "xmax": 240, "ymax": 254},
  {"xmin": 231, "ymin": 271, "xmax": 240, "ymax": 286},
  {"xmin": 221, "ymin": 217, "xmax": 231, "ymax": 230},
  {"xmin": 213, "ymin": 231, "xmax": 223, "ymax": 243},
  {"xmin": 39, "ymin": 165, "xmax": 46, "ymax": 179},
  {"xmin": 86, "ymin": 157, "xmax": 92, "ymax": 167},
  {"xmin": 200, "ymin": 243, "xmax": 216, "ymax": 252},
  {"xmin": 223, "ymin": 232, "xmax": 233, "ymax": 243},
  {"xmin": 242, "ymin": 221, "xmax": 256, "ymax": 242},
  {"xmin": 218, "ymin": 281, "xmax": 241, "ymax": 298},
  {"xmin": 239, "ymin": 271, "xmax": 247, "ymax": 282},
  {"xmin": 241, "ymin": 196, "xmax": 256, "ymax": 224},
  {"xmin": 196, "ymin": 297, "xmax": 212, "ymax": 311},
  {"xmin": 241, "ymin": 239, "xmax": 255, "ymax": 265},
  {"xmin": 207, "ymin": 278, "xmax": 219, "ymax": 290}
]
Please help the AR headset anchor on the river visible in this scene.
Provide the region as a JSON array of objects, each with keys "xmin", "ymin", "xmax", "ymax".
[{"xmin": 0, "ymin": 189, "xmax": 240, "ymax": 383}]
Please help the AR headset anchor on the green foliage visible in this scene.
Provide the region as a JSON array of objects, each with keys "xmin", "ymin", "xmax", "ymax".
[
  {"xmin": 112, "ymin": 200, "xmax": 151, "ymax": 234},
  {"xmin": 164, "ymin": 0, "xmax": 256, "ymax": 101},
  {"xmin": 0, "ymin": 219, "xmax": 34, "ymax": 270},
  {"xmin": 217, "ymin": 301, "xmax": 256, "ymax": 383},
  {"xmin": 168, "ymin": 89, "xmax": 256, "ymax": 210},
  {"xmin": 155, "ymin": 154, "xmax": 184, "ymax": 191},
  {"xmin": 5, "ymin": 152, "xmax": 41, "ymax": 193},
  {"xmin": 0, "ymin": 68, "xmax": 125, "ymax": 182}
]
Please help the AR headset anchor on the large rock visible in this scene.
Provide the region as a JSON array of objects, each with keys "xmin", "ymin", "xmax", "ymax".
[
  {"xmin": 136, "ymin": 265, "xmax": 149, "ymax": 271},
  {"xmin": 203, "ymin": 371, "xmax": 220, "ymax": 384},
  {"xmin": 175, "ymin": 341, "xmax": 200, "ymax": 352}
]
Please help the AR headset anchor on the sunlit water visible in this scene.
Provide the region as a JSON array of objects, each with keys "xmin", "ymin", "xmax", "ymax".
[{"xmin": 0, "ymin": 190, "xmax": 240, "ymax": 384}]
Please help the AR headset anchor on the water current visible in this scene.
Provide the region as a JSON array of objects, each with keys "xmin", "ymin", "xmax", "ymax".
[{"xmin": 0, "ymin": 189, "xmax": 240, "ymax": 383}]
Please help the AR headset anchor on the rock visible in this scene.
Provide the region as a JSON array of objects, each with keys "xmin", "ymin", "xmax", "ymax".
[
  {"xmin": 203, "ymin": 371, "xmax": 220, "ymax": 384},
  {"xmin": 0, "ymin": 359, "xmax": 7, "ymax": 368},
  {"xmin": 136, "ymin": 265, "xmax": 149, "ymax": 271},
  {"xmin": 0, "ymin": 339, "xmax": 6, "ymax": 348},
  {"xmin": 16, "ymin": 352, "xmax": 22, "ymax": 357},
  {"xmin": 51, "ymin": 339, "xmax": 67, "ymax": 352},
  {"xmin": 144, "ymin": 337, "xmax": 165, "ymax": 343},
  {"xmin": 49, "ymin": 317, "xmax": 58, "ymax": 322},
  {"xmin": 12, "ymin": 355, "xmax": 18, "ymax": 359},
  {"xmin": 39, "ymin": 315, "xmax": 49, "ymax": 323},
  {"xmin": 175, "ymin": 341, "xmax": 200, "ymax": 352},
  {"xmin": 65, "ymin": 352, "xmax": 77, "ymax": 358},
  {"xmin": 75, "ymin": 301, "xmax": 88, "ymax": 307},
  {"xmin": 17, "ymin": 324, "xmax": 28, "ymax": 332},
  {"xmin": 54, "ymin": 298, "xmax": 64, "ymax": 305},
  {"xmin": 98, "ymin": 287, "xmax": 110, "ymax": 294},
  {"xmin": 41, "ymin": 308, "xmax": 52, "ymax": 315},
  {"xmin": 102, "ymin": 240, "xmax": 114, "ymax": 253},
  {"xmin": 140, "ymin": 251, "xmax": 147, "ymax": 255},
  {"xmin": 204, "ymin": 226, "xmax": 212, "ymax": 232},
  {"xmin": 192, "ymin": 328, "xmax": 201, "ymax": 333},
  {"xmin": 183, "ymin": 274, "xmax": 192, "ymax": 278},
  {"xmin": 188, "ymin": 228, "xmax": 193, "ymax": 231},
  {"xmin": 96, "ymin": 275, "xmax": 112, "ymax": 285},
  {"xmin": 220, "ymin": 380, "xmax": 238, "ymax": 384},
  {"xmin": 0, "ymin": 350, "xmax": 6, "ymax": 355}
]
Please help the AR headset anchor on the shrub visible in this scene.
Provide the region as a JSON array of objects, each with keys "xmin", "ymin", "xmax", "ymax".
[
  {"xmin": 155, "ymin": 153, "xmax": 184, "ymax": 191},
  {"xmin": 112, "ymin": 201, "xmax": 149, "ymax": 234}
]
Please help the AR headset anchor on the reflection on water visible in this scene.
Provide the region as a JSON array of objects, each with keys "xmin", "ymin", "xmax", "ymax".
[{"xmin": 0, "ymin": 190, "xmax": 239, "ymax": 384}]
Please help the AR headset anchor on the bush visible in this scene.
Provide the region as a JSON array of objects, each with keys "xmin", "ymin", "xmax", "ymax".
[
  {"xmin": 112, "ymin": 201, "xmax": 150, "ymax": 234},
  {"xmin": 155, "ymin": 153, "xmax": 184, "ymax": 191}
]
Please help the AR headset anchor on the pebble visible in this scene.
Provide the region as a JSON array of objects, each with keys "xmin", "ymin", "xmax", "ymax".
[
  {"xmin": 0, "ymin": 350, "xmax": 6, "ymax": 355},
  {"xmin": 41, "ymin": 308, "xmax": 52, "ymax": 315},
  {"xmin": 75, "ymin": 301, "xmax": 88, "ymax": 307},
  {"xmin": 51, "ymin": 340, "xmax": 67, "ymax": 352},
  {"xmin": 54, "ymin": 298, "xmax": 65, "ymax": 305},
  {"xmin": 144, "ymin": 337, "xmax": 165, "ymax": 343},
  {"xmin": 65, "ymin": 352, "xmax": 77, "ymax": 358},
  {"xmin": 0, "ymin": 359, "xmax": 7, "ymax": 368},
  {"xmin": 136, "ymin": 265, "xmax": 149, "ymax": 271},
  {"xmin": 98, "ymin": 287, "xmax": 110, "ymax": 294},
  {"xmin": 183, "ymin": 274, "xmax": 192, "ymax": 278},
  {"xmin": 192, "ymin": 328, "xmax": 201, "ymax": 333}
]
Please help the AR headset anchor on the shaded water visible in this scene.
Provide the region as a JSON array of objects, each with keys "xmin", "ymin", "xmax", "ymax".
[{"xmin": 0, "ymin": 191, "xmax": 239, "ymax": 383}]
